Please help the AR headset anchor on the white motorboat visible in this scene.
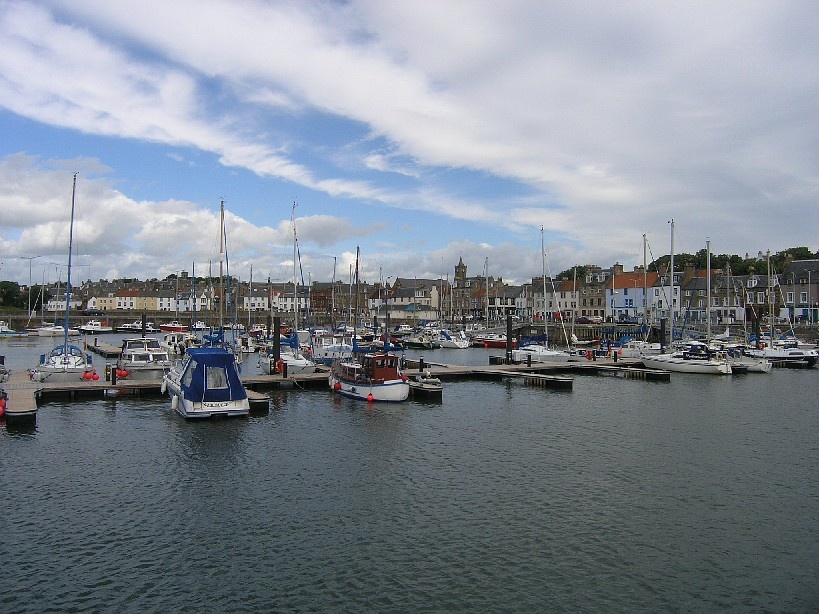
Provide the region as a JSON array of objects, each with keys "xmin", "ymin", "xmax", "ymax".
[
  {"xmin": 115, "ymin": 337, "xmax": 173, "ymax": 381},
  {"xmin": 743, "ymin": 343, "xmax": 817, "ymax": 368},
  {"xmin": 162, "ymin": 347, "xmax": 249, "ymax": 419},
  {"xmin": 77, "ymin": 319, "xmax": 113, "ymax": 334},
  {"xmin": 0, "ymin": 320, "xmax": 28, "ymax": 337},
  {"xmin": 160, "ymin": 331, "xmax": 199, "ymax": 355},
  {"xmin": 36, "ymin": 324, "xmax": 80, "ymax": 337}
]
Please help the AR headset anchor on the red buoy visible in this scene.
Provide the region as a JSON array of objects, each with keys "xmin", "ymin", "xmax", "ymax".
[
  {"xmin": 83, "ymin": 371, "xmax": 92, "ymax": 380},
  {"xmin": 333, "ymin": 382, "xmax": 341, "ymax": 391},
  {"xmin": 367, "ymin": 393, "xmax": 375, "ymax": 402},
  {"xmin": 92, "ymin": 372, "xmax": 100, "ymax": 381}
]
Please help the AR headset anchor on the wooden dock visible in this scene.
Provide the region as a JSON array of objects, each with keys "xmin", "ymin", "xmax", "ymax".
[
  {"xmin": 85, "ymin": 340, "xmax": 121, "ymax": 359},
  {"xmin": 3, "ymin": 370, "xmax": 39, "ymax": 423},
  {"xmin": 0, "ymin": 355, "xmax": 673, "ymax": 419}
]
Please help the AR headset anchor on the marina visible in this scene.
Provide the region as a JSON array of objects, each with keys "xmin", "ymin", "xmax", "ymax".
[{"xmin": 1, "ymin": 334, "xmax": 816, "ymax": 612}]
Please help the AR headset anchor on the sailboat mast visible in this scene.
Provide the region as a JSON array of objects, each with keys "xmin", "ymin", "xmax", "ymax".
[
  {"xmin": 191, "ymin": 261, "xmax": 196, "ymax": 328},
  {"xmin": 353, "ymin": 246, "xmax": 360, "ymax": 344},
  {"xmin": 331, "ymin": 256, "xmax": 336, "ymax": 327},
  {"xmin": 292, "ymin": 201, "xmax": 298, "ymax": 329},
  {"xmin": 643, "ymin": 233, "xmax": 649, "ymax": 329},
  {"xmin": 219, "ymin": 201, "xmax": 225, "ymax": 330},
  {"xmin": 484, "ymin": 257, "xmax": 490, "ymax": 325},
  {"xmin": 669, "ymin": 219, "xmax": 675, "ymax": 345},
  {"xmin": 64, "ymin": 172, "xmax": 78, "ymax": 350},
  {"xmin": 706, "ymin": 239, "xmax": 711, "ymax": 342},
  {"xmin": 541, "ymin": 226, "xmax": 547, "ymax": 325}
]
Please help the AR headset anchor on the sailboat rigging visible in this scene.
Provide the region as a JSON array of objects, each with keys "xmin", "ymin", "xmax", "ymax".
[{"xmin": 31, "ymin": 173, "xmax": 97, "ymax": 382}]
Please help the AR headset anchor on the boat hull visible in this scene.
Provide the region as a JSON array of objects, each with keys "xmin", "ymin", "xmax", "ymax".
[
  {"xmin": 328, "ymin": 372, "xmax": 410, "ymax": 402},
  {"xmin": 641, "ymin": 354, "xmax": 732, "ymax": 374}
]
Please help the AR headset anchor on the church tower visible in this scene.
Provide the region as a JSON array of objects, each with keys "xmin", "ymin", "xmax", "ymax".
[{"xmin": 454, "ymin": 257, "xmax": 467, "ymax": 288}]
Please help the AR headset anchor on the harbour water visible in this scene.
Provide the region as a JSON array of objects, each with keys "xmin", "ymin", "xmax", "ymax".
[{"xmin": 1, "ymin": 335, "xmax": 817, "ymax": 611}]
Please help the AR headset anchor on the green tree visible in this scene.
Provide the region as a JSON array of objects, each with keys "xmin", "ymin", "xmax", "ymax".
[{"xmin": 0, "ymin": 281, "xmax": 24, "ymax": 309}]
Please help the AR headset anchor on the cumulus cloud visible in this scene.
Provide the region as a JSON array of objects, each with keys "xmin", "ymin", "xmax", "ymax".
[{"xmin": 0, "ymin": 0, "xmax": 817, "ymax": 285}]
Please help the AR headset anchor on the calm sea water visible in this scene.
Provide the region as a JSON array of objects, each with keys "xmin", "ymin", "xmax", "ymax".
[{"xmin": 1, "ymin": 336, "xmax": 818, "ymax": 612}]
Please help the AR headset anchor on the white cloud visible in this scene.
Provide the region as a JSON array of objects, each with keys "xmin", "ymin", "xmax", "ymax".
[{"xmin": 0, "ymin": 0, "xmax": 816, "ymax": 285}]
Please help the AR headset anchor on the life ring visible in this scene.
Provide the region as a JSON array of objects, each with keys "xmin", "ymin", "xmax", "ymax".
[{"xmin": 276, "ymin": 359, "xmax": 284, "ymax": 373}]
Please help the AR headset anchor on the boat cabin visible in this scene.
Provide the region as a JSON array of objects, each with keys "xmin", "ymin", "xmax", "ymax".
[{"xmin": 362, "ymin": 353, "xmax": 402, "ymax": 382}]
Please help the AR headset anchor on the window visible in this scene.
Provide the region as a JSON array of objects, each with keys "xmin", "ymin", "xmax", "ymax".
[
  {"xmin": 757, "ymin": 292, "xmax": 765, "ymax": 304},
  {"xmin": 800, "ymin": 291, "xmax": 808, "ymax": 304},
  {"xmin": 786, "ymin": 292, "xmax": 794, "ymax": 304},
  {"xmin": 207, "ymin": 366, "xmax": 229, "ymax": 389}
]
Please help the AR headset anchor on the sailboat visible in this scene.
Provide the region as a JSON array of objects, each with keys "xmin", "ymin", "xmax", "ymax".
[
  {"xmin": 259, "ymin": 203, "xmax": 317, "ymax": 375},
  {"xmin": 641, "ymin": 230, "xmax": 731, "ymax": 375},
  {"xmin": 329, "ymin": 247, "xmax": 409, "ymax": 402},
  {"xmin": 30, "ymin": 173, "xmax": 98, "ymax": 383},
  {"xmin": 513, "ymin": 228, "xmax": 570, "ymax": 363},
  {"xmin": 743, "ymin": 253, "xmax": 817, "ymax": 368}
]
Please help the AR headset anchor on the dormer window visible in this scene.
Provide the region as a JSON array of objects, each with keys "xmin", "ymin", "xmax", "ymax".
[{"xmin": 747, "ymin": 278, "xmax": 758, "ymax": 288}]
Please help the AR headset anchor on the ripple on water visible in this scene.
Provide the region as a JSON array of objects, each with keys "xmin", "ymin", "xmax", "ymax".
[{"xmin": 1, "ymin": 370, "xmax": 818, "ymax": 611}]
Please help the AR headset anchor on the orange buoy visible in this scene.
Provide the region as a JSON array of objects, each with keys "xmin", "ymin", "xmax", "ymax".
[
  {"xmin": 83, "ymin": 371, "xmax": 92, "ymax": 380},
  {"xmin": 367, "ymin": 393, "xmax": 375, "ymax": 402}
]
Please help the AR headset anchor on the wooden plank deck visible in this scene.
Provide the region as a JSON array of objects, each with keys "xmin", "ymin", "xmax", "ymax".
[{"xmin": 85, "ymin": 340, "xmax": 121, "ymax": 358}]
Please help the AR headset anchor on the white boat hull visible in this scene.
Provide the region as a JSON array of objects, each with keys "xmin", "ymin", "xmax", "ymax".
[
  {"xmin": 328, "ymin": 372, "xmax": 410, "ymax": 402},
  {"xmin": 512, "ymin": 345, "xmax": 571, "ymax": 363},
  {"xmin": 641, "ymin": 353, "xmax": 732, "ymax": 374},
  {"xmin": 744, "ymin": 348, "xmax": 817, "ymax": 368},
  {"xmin": 163, "ymin": 376, "xmax": 249, "ymax": 418}
]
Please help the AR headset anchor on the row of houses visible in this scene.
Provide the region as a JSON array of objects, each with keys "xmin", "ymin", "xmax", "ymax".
[{"xmin": 37, "ymin": 258, "xmax": 819, "ymax": 327}]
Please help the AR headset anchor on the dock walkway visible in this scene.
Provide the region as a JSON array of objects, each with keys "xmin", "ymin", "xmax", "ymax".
[{"xmin": 1, "ymin": 356, "xmax": 670, "ymax": 421}]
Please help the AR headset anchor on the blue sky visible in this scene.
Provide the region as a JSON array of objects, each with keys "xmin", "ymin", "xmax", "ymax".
[{"xmin": 1, "ymin": 0, "xmax": 817, "ymax": 288}]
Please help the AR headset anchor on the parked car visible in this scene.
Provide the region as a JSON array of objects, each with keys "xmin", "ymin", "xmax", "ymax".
[{"xmin": 575, "ymin": 316, "xmax": 593, "ymax": 324}]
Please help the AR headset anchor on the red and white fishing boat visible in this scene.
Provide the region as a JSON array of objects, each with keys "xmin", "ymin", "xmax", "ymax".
[
  {"xmin": 329, "ymin": 350, "xmax": 409, "ymax": 402},
  {"xmin": 159, "ymin": 320, "xmax": 189, "ymax": 332},
  {"xmin": 471, "ymin": 332, "xmax": 517, "ymax": 349}
]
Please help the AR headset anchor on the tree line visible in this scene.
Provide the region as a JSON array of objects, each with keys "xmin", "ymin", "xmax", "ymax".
[{"xmin": 556, "ymin": 246, "xmax": 817, "ymax": 280}]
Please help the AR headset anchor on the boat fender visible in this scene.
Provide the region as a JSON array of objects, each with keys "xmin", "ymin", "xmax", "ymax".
[
  {"xmin": 0, "ymin": 397, "xmax": 6, "ymax": 416},
  {"xmin": 160, "ymin": 379, "xmax": 167, "ymax": 394},
  {"xmin": 171, "ymin": 395, "xmax": 178, "ymax": 411},
  {"xmin": 276, "ymin": 359, "xmax": 284, "ymax": 373},
  {"xmin": 586, "ymin": 350, "xmax": 592, "ymax": 360}
]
